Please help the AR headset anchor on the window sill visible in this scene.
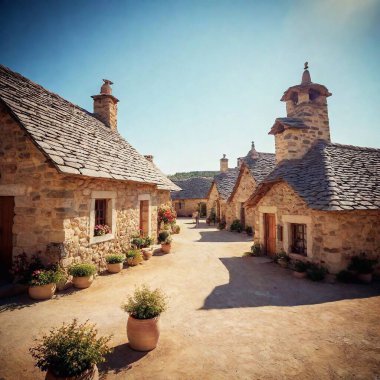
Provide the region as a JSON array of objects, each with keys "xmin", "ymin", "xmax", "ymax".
[{"xmin": 90, "ymin": 233, "xmax": 115, "ymax": 245}]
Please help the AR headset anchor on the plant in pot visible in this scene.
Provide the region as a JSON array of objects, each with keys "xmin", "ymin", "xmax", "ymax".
[
  {"xmin": 158, "ymin": 231, "xmax": 172, "ymax": 254},
  {"xmin": 69, "ymin": 263, "xmax": 97, "ymax": 289},
  {"xmin": 306, "ymin": 263, "xmax": 327, "ymax": 281},
  {"xmin": 292, "ymin": 260, "xmax": 308, "ymax": 279},
  {"xmin": 230, "ymin": 219, "xmax": 243, "ymax": 233},
  {"xmin": 171, "ymin": 224, "xmax": 181, "ymax": 234},
  {"xmin": 122, "ymin": 285, "xmax": 167, "ymax": 351},
  {"xmin": 28, "ymin": 268, "xmax": 64, "ymax": 300},
  {"xmin": 276, "ymin": 251, "xmax": 290, "ymax": 268},
  {"xmin": 105, "ymin": 254, "xmax": 125, "ymax": 273},
  {"xmin": 94, "ymin": 224, "xmax": 111, "ymax": 237},
  {"xmin": 30, "ymin": 319, "xmax": 111, "ymax": 380},
  {"xmin": 218, "ymin": 220, "xmax": 226, "ymax": 230},
  {"xmin": 348, "ymin": 254, "xmax": 377, "ymax": 283},
  {"xmin": 245, "ymin": 226, "xmax": 254, "ymax": 236},
  {"xmin": 126, "ymin": 249, "xmax": 143, "ymax": 266}
]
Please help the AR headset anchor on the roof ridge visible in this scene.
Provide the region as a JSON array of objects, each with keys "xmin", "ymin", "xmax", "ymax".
[{"xmin": 328, "ymin": 142, "xmax": 380, "ymax": 152}]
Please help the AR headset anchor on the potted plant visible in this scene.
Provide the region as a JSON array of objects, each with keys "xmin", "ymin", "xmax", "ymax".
[
  {"xmin": 218, "ymin": 220, "xmax": 226, "ymax": 230},
  {"xmin": 171, "ymin": 224, "xmax": 180, "ymax": 234},
  {"xmin": 30, "ymin": 319, "xmax": 111, "ymax": 380},
  {"xmin": 69, "ymin": 263, "xmax": 97, "ymax": 289},
  {"xmin": 230, "ymin": 219, "xmax": 243, "ymax": 233},
  {"xmin": 348, "ymin": 254, "xmax": 377, "ymax": 283},
  {"xmin": 126, "ymin": 250, "xmax": 143, "ymax": 266},
  {"xmin": 292, "ymin": 260, "xmax": 308, "ymax": 279},
  {"xmin": 94, "ymin": 224, "xmax": 111, "ymax": 236},
  {"xmin": 276, "ymin": 251, "xmax": 290, "ymax": 268},
  {"xmin": 245, "ymin": 226, "xmax": 254, "ymax": 236},
  {"xmin": 158, "ymin": 231, "xmax": 172, "ymax": 254},
  {"xmin": 28, "ymin": 268, "xmax": 64, "ymax": 300},
  {"xmin": 306, "ymin": 263, "xmax": 327, "ymax": 281},
  {"xmin": 122, "ymin": 285, "xmax": 167, "ymax": 351},
  {"xmin": 105, "ymin": 254, "xmax": 125, "ymax": 273}
]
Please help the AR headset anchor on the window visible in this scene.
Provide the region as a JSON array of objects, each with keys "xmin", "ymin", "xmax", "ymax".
[
  {"xmin": 179, "ymin": 202, "xmax": 182, "ymax": 210},
  {"xmin": 291, "ymin": 224, "xmax": 307, "ymax": 255},
  {"xmin": 95, "ymin": 199, "xmax": 107, "ymax": 226}
]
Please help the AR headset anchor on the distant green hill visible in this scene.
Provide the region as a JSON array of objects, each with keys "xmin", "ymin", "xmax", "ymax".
[{"xmin": 168, "ymin": 171, "xmax": 219, "ymax": 181}]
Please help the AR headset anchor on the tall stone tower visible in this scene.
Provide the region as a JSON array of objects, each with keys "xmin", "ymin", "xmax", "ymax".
[
  {"xmin": 92, "ymin": 79, "xmax": 119, "ymax": 131},
  {"xmin": 269, "ymin": 63, "xmax": 332, "ymax": 163}
]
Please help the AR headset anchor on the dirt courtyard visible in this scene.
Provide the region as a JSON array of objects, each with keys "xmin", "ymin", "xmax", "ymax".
[{"xmin": 0, "ymin": 218, "xmax": 380, "ymax": 379}]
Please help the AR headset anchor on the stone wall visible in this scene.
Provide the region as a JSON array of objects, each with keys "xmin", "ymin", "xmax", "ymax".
[
  {"xmin": 0, "ymin": 104, "xmax": 170, "ymax": 270},
  {"xmin": 173, "ymin": 198, "xmax": 206, "ymax": 217},
  {"xmin": 225, "ymin": 166, "xmax": 256, "ymax": 229},
  {"xmin": 206, "ymin": 184, "xmax": 226, "ymax": 221},
  {"xmin": 251, "ymin": 182, "xmax": 380, "ymax": 273}
]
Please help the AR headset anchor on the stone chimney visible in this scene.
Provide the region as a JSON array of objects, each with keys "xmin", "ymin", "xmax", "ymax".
[
  {"xmin": 220, "ymin": 154, "xmax": 228, "ymax": 172},
  {"xmin": 269, "ymin": 63, "xmax": 332, "ymax": 163},
  {"xmin": 92, "ymin": 79, "xmax": 119, "ymax": 131},
  {"xmin": 249, "ymin": 141, "xmax": 259, "ymax": 159},
  {"xmin": 144, "ymin": 155, "xmax": 154, "ymax": 163}
]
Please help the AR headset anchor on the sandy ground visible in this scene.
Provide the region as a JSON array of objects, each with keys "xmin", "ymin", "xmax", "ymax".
[{"xmin": 0, "ymin": 218, "xmax": 380, "ymax": 380}]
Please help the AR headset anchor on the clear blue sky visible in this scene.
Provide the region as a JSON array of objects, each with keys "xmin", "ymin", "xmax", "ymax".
[{"xmin": 1, "ymin": 0, "xmax": 379, "ymax": 174}]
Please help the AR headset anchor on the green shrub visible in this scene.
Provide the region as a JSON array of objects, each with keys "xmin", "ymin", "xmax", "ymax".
[
  {"xmin": 130, "ymin": 236, "xmax": 145, "ymax": 249},
  {"xmin": 230, "ymin": 219, "xmax": 243, "ymax": 233},
  {"xmin": 274, "ymin": 251, "xmax": 290, "ymax": 263},
  {"xmin": 245, "ymin": 226, "xmax": 254, "ymax": 236},
  {"xmin": 29, "ymin": 319, "xmax": 112, "ymax": 377},
  {"xmin": 250, "ymin": 243, "xmax": 262, "ymax": 257},
  {"xmin": 336, "ymin": 270, "xmax": 356, "ymax": 283},
  {"xmin": 29, "ymin": 268, "xmax": 65, "ymax": 286},
  {"xmin": 69, "ymin": 263, "xmax": 97, "ymax": 278},
  {"xmin": 122, "ymin": 285, "xmax": 167, "ymax": 319},
  {"xmin": 218, "ymin": 220, "xmax": 226, "ymax": 230},
  {"xmin": 105, "ymin": 254, "xmax": 125, "ymax": 264},
  {"xmin": 293, "ymin": 260, "xmax": 308, "ymax": 273},
  {"xmin": 158, "ymin": 231, "xmax": 172, "ymax": 244},
  {"xmin": 171, "ymin": 224, "xmax": 181, "ymax": 234},
  {"xmin": 348, "ymin": 254, "xmax": 377, "ymax": 274},
  {"xmin": 126, "ymin": 250, "xmax": 143, "ymax": 266},
  {"xmin": 306, "ymin": 263, "xmax": 327, "ymax": 281}
]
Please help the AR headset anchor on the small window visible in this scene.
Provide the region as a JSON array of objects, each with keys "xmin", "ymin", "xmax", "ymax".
[
  {"xmin": 179, "ymin": 202, "xmax": 182, "ymax": 210},
  {"xmin": 291, "ymin": 224, "xmax": 307, "ymax": 255},
  {"xmin": 94, "ymin": 198, "xmax": 111, "ymax": 236},
  {"xmin": 277, "ymin": 225, "xmax": 283, "ymax": 242}
]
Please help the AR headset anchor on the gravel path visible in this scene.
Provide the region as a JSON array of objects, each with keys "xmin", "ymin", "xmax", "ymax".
[{"xmin": 0, "ymin": 218, "xmax": 379, "ymax": 379}]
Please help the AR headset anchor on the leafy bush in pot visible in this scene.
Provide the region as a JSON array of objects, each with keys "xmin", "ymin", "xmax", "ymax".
[
  {"xmin": 293, "ymin": 260, "xmax": 308, "ymax": 273},
  {"xmin": 69, "ymin": 263, "xmax": 97, "ymax": 277},
  {"xmin": 122, "ymin": 285, "xmax": 167, "ymax": 319},
  {"xmin": 248, "ymin": 243, "xmax": 262, "ymax": 257},
  {"xmin": 230, "ymin": 219, "xmax": 243, "ymax": 233},
  {"xmin": 245, "ymin": 226, "xmax": 254, "ymax": 236},
  {"xmin": 348, "ymin": 254, "xmax": 377, "ymax": 274},
  {"xmin": 29, "ymin": 319, "xmax": 111, "ymax": 377},
  {"xmin": 158, "ymin": 231, "xmax": 172, "ymax": 244},
  {"xmin": 29, "ymin": 268, "xmax": 64, "ymax": 286},
  {"xmin": 306, "ymin": 263, "xmax": 327, "ymax": 281},
  {"xmin": 218, "ymin": 220, "xmax": 226, "ymax": 230},
  {"xmin": 274, "ymin": 251, "xmax": 290, "ymax": 263},
  {"xmin": 171, "ymin": 224, "xmax": 181, "ymax": 234},
  {"xmin": 105, "ymin": 254, "xmax": 125, "ymax": 264}
]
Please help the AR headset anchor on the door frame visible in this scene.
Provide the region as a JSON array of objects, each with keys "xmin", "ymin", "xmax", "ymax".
[
  {"xmin": 264, "ymin": 213, "xmax": 276, "ymax": 256},
  {"xmin": 138, "ymin": 194, "xmax": 151, "ymax": 236}
]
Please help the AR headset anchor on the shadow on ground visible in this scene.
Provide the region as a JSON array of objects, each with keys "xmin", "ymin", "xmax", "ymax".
[
  {"xmin": 196, "ymin": 230, "xmax": 252, "ymax": 243},
  {"xmin": 99, "ymin": 343, "xmax": 148, "ymax": 377},
  {"xmin": 201, "ymin": 257, "xmax": 380, "ymax": 309},
  {"xmin": 0, "ymin": 293, "xmax": 35, "ymax": 312}
]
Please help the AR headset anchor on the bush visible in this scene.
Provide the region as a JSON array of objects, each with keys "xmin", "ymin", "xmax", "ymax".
[
  {"xmin": 250, "ymin": 243, "xmax": 262, "ymax": 257},
  {"xmin": 158, "ymin": 231, "xmax": 172, "ymax": 244},
  {"xmin": 171, "ymin": 224, "xmax": 181, "ymax": 234},
  {"xmin": 218, "ymin": 220, "xmax": 226, "ymax": 230},
  {"xmin": 348, "ymin": 254, "xmax": 377, "ymax": 274},
  {"xmin": 29, "ymin": 319, "xmax": 112, "ymax": 377},
  {"xmin": 245, "ymin": 226, "xmax": 253, "ymax": 236},
  {"xmin": 293, "ymin": 260, "xmax": 308, "ymax": 273},
  {"xmin": 122, "ymin": 285, "xmax": 167, "ymax": 319},
  {"xmin": 130, "ymin": 236, "xmax": 145, "ymax": 249},
  {"xmin": 230, "ymin": 219, "xmax": 243, "ymax": 233},
  {"xmin": 126, "ymin": 250, "xmax": 143, "ymax": 266},
  {"xmin": 29, "ymin": 268, "xmax": 64, "ymax": 286},
  {"xmin": 274, "ymin": 251, "xmax": 290, "ymax": 263},
  {"xmin": 69, "ymin": 263, "xmax": 97, "ymax": 278},
  {"xmin": 105, "ymin": 254, "xmax": 125, "ymax": 264},
  {"xmin": 306, "ymin": 263, "xmax": 327, "ymax": 281},
  {"xmin": 336, "ymin": 270, "xmax": 357, "ymax": 283}
]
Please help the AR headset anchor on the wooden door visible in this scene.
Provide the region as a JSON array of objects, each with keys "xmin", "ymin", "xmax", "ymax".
[
  {"xmin": 240, "ymin": 204, "xmax": 246, "ymax": 229},
  {"xmin": 139, "ymin": 200, "xmax": 149, "ymax": 236},
  {"xmin": 0, "ymin": 196, "xmax": 14, "ymax": 280},
  {"xmin": 264, "ymin": 213, "xmax": 276, "ymax": 256}
]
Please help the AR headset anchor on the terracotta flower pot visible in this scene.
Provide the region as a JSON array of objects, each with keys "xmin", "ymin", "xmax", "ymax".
[
  {"xmin": 107, "ymin": 263, "xmax": 123, "ymax": 273},
  {"xmin": 293, "ymin": 271, "xmax": 307, "ymax": 279},
  {"xmin": 142, "ymin": 249, "xmax": 153, "ymax": 260},
  {"xmin": 161, "ymin": 243, "xmax": 171, "ymax": 254},
  {"xmin": 127, "ymin": 315, "xmax": 160, "ymax": 351},
  {"xmin": 127, "ymin": 257, "xmax": 141, "ymax": 266},
  {"xmin": 45, "ymin": 364, "xmax": 99, "ymax": 380},
  {"xmin": 28, "ymin": 283, "xmax": 56, "ymax": 300},
  {"xmin": 358, "ymin": 273, "xmax": 372, "ymax": 283},
  {"xmin": 72, "ymin": 275, "xmax": 94, "ymax": 289}
]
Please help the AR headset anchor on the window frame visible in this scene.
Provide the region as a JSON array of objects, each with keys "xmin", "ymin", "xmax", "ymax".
[
  {"xmin": 89, "ymin": 191, "xmax": 116, "ymax": 245},
  {"xmin": 290, "ymin": 223, "xmax": 307, "ymax": 256}
]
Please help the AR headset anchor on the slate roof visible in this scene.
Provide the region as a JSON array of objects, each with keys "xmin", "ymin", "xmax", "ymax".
[
  {"xmin": 171, "ymin": 177, "xmax": 213, "ymax": 200},
  {"xmin": 269, "ymin": 117, "xmax": 308, "ymax": 135},
  {"xmin": 246, "ymin": 141, "xmax": 380, "ymax": 211},
  {"xmin": 212, "ymin": 168, "xmax": 240, "ymax": 200},
  {"xmin": 0, "ymin": 65, "xmax": 179, "ymax": 191}
]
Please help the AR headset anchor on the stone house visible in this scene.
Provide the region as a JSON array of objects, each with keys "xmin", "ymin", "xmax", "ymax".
[
  {"xmin": 0, "ymin": 65, "xmax": 179, "ymax": 278},
  {"xmin": 206, "ymin": 155, "xmax": 239, "ymax": 223},
  {"xmin": 171, "ymin": 177, "xmax": 213, "ymax": 217},
  {"xmin": 225, "ymin": 142, "xmax": 275, "ymax": 230},
  {"xmin": 245, "ymin": 65, "xmax": 380, "ymax": 273}
]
